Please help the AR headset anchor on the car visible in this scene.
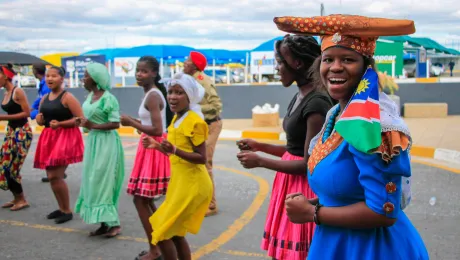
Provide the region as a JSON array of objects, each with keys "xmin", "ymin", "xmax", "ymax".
[{"xmin": 18, "ymin": 75, "xmax": 38, "ymax": 88}]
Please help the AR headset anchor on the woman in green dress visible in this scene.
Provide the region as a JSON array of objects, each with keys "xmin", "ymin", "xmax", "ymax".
[{"xmin": 75, "ymin": 62, "xmax": 125, "ymax": 238}]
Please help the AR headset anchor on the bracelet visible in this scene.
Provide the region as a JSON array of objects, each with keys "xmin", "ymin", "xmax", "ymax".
[
  {"xmin": 172, "ymin": 146, "xmax": 177, "ymax": 155},
  {"xmin": 313, "ymin": 203, "xmax": 323, "ymax": 225}
]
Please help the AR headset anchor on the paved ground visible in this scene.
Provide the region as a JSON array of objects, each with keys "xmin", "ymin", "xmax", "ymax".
[{"xmin": 0, "ymin": 136, "xmax": 459, "ymax": 260}]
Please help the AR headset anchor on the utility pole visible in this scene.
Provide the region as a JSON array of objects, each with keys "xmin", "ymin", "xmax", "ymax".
[{"xmin": 320, "ymin": 3, "xmax": 325, "ymax": 16}]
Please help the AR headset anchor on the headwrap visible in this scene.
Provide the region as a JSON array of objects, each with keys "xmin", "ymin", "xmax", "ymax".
[
  {"xmin": 86, "ymin": 62, "xmax": 111, "ymax": 90},
  {"xmin": 0, "ymin": 66, "xmax": 15, "ymax": 80},
  {"xmin": 190, "ymin": 51, "xmax": 207, "ymax": 71},
  {"xmin": 273, "ymin": 14, "xmax": 415, "ymax": 57},
  {"xmin": 161, "ymin": 72, "xmax": 205, "ymax": 119}
]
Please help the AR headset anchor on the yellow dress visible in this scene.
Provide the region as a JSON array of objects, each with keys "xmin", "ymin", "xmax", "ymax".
[{"xmin": 149, "ymin": 111, "xmax": 213, "ymax": 245}]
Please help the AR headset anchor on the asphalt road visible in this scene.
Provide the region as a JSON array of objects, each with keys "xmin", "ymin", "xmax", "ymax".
[{"xmin": 0, "ymin": 137, "xmax": 459, "ymax": 260}]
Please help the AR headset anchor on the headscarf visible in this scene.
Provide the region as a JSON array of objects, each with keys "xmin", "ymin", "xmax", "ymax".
[
  {"xmin": 86, "ymin": 62, "xmax": 111, "ymax": 90},
  {"xmin": 0, "ymin": 66, "xmax": 15, "ymax": 80},
  {"xmin": 161, "ymin": 72, "xmax": 205, "ymax": 119},
  {"xmin": 190, "ymin": 51, "xmax": 207, "ymax": 71}
]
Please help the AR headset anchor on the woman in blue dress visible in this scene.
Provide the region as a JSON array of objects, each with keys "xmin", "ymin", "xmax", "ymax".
[{"xmin": 273, "ymin": 14, "xmax": 429, "ymax": 259}]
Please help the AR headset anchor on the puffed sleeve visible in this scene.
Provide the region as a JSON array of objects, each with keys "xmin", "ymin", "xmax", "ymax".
[
  {"xmin": 184, "ymin": 119, "xmax": 209, "ymax": 147},
  {"xmin": 101, "ymin": 93, "xmax": 121, "ymax": 123},
  {"xmin": 349, "ymin": 145, "xmax": 411, "ymax": 218}
]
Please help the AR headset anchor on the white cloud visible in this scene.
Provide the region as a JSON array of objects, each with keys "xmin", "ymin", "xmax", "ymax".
[{"xmin": 0, "ymin": 0, "xmax": 459, "ymax": 56}]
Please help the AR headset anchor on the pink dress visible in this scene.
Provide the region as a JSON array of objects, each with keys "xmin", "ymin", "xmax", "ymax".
[
  {"xmin": 126, "ymin": 88, "xmax": 170, "ymax": 198},
  {"xmin": 261, "ymin": 90, "xmax": 333, "ymax": 259}
]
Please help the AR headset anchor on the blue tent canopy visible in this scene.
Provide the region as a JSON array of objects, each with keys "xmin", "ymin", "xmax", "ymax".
[
  {"xmin": 252, "ymin": 36, "xmax": 284, "ymax": 52},
  {"xmin": 81, "ymin": 48, "xmax": 127, "ymax": 60},
  {"xmin": 197, "ymin": 49, "xmax": 248, "ymax": 64},
  {"xmin": 116, "ymin": 45, "xmax": 195, "ymax": 60}
]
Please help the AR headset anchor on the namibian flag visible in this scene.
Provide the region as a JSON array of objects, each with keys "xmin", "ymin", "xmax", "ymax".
[{"xmin": 335, "ymin": 68, "xmax": 381, "ymax": 153}]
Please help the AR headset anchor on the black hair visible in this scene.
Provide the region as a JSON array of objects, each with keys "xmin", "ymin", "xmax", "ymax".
[
  {"xmin": 49, "ymin": 66, "xmax": 66, "ymax": 77},
  {"xmin": 33, "ymin": 63, "xmax": 47, "ymax": 75},
  {"xmin": 138, "ymin": 56, "xmax": 173, "ymax": 127},
  {"xmin": 275, "ymin": 34, "xmax": 322, "ymax": 82}
]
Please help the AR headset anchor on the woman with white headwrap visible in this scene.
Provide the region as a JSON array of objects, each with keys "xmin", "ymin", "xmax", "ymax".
[
  {"xmin": 142, "ymin": 72, "xmax": 213, "ymax": 260},
  {"xmin": 74, "ymin": 62, "xmax": 125, "ymax": 238}
]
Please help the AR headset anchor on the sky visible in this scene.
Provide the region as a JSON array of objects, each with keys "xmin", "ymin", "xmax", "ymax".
[{"xmin": 1, "ymin": 0, "xmax": 460, "ymax": 56}]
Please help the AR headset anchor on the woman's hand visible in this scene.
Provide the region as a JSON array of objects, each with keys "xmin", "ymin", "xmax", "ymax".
[
  {"xmin": 142, "ymin": 136, "xmax": 161, "ymax": 150},
  {"xmin": 49, "ymin": 120, "xmax": 60, "ymax": 130},
  {"xmin": 160, "ymin": 139, "xmax": 175, "ymax": 154},
  {"xmin": 76, "ymin": 117, "xmax": 93, "ymax": 129},
  {"xmin": 285, "ymin": 193, "xmax": 315, "ymax": 224},
  {"xmin": 236, "ymin": 139, "xmax": 260, "ymax": 152},
  {"xmin": 36, "ymin": 113, "xmax": 45, "ymax": 126},
  {"xmin": 120, "ymin": 115, "xmax": 132, "ymax": 126},
  {"xmin": 236, "ymin": 151, "xmax": 263, "ymax": 169}
]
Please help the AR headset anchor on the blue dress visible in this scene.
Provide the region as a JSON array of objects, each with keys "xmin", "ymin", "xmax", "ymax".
[{"xmin": 307, "ymin": 132, "xmax": 429, "ymax": 260}]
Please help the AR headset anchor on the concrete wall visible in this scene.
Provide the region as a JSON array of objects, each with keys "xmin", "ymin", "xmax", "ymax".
[{"xmin": 1, "ymin": 82, "xmax": 459, "ymax": 118}]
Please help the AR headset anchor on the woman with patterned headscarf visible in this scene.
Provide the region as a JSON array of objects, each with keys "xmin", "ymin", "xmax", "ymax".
[
  {"xmin": 74, "ymin": 62, "xmax": 125, "ymax": 238},
  {"xmin": 274, "ymin": 14, "xmax": 428, "ymax": 259}
]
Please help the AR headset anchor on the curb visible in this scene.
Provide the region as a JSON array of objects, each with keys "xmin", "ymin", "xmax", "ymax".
[{"xmin": 221, "ymin": 130, "xmax": 460, "ymax": 165}]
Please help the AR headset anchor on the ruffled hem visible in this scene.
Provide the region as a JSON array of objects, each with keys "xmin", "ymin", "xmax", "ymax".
[
  {"xmin": 371, "ymin": 131, "xmax": 410, "ymax": 163},
  {"xmin": 74, "ymin": 199, "xmax": 120, "ymax": 226},
  {"xmin": 33, "ymin": 155, "xmax": 83, "ymax": 169}
]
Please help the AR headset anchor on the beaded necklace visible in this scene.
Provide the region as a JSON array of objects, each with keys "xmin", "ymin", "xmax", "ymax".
[{"xmin": 321, "ymin": 106, "xmax": 341, "ymax": 143}]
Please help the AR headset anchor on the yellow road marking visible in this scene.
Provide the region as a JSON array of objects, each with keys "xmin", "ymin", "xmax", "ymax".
[
  {"xmin": 412, "ymin": 159, "xmax": 460, "ymax": 174},
  {"xmin": 0, "ymin": 166, "xmax": 270, "ymax": 259},
  {"xmin": 191, "ymin": 166, "xmax": 270, "ymax": 259},
  {"xmin": 0, "ymin": 220, "xmax": 267, "ymax": 258}
]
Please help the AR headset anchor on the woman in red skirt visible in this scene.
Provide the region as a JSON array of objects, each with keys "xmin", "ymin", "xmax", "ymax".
[
  {"xmin": 120, "ymin": 56, "xmax": 172, "ymax": 260},
  {"xmin": 34, "ymin": 66, "xmax": 84, "ymax": 224},
  {"xmin": 237, "ymin": 35, "xmax": 333, "ymax": 260}
]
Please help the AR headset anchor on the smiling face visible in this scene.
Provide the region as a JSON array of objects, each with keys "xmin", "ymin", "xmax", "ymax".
[
  {"xmin": 320, "ymin": 46, "xmax": 365, "ymax": 102},
  {"xmin": 45, "ymin": 68, "xmax": 64, "ymax": 91},
  {"xmin": 135, "ymin": 61, "xmax": 156, "ymax": 87},
  {"xmin": 167, "ymin": 84, "xmax": 190, "ymax": 113}
]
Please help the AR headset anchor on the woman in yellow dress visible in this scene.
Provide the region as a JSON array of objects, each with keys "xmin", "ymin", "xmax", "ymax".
[{"xmin": 142, "ymin": 72, "xmax": 212, "ymax": 260}]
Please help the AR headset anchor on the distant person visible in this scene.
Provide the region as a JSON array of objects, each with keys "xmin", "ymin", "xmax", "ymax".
[
  {"xmin": 32, "ymin": 64, "xmax": 67, "ymax": 182},
  {"xmin": 448, "ymin": 60, "xmax": 455, "ymax": 77},
  {"xmin": 183, "ymin": 51, "xmax": 222, "ymax": 217}
]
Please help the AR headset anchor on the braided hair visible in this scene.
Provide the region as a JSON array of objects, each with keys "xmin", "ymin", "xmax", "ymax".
[
  {"xmin": 138, "ymin": 56, "xmax": 173, "ymax": 127},
  {"xmin": 275, "ymin": 34, "xmax": 321, "ymax": 82}
]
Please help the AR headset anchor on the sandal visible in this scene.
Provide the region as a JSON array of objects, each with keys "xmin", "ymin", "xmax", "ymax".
[
  {"xmin": 135, "ymin": 251, "xmax": 163, "ymax": 260},
  {"xmin": 105, "ymin": 226, "xmax": 121, "ymax": 238},
  {"xmin": 10, "ymin": 202, "xmax": 30, "ymax": 211},
  {"xmin": 2, "ymin": 201, "xmax": 14, "ymax": 208},
  {"xmin": 89, "ymin": 224, "xmax": 109, "ymax": 236}
]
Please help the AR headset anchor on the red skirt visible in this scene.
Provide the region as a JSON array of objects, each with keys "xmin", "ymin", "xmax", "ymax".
[
  {"xmin": 126, "ymin": 133, "xmax": 171, "ymax": 198},
  {"xmin": 261, "ymin": 152, "xmax": 316, "ymax": 260},
  {"xmin": 33, "ymin": 127, "xmax": 84, "ymax": 169}
]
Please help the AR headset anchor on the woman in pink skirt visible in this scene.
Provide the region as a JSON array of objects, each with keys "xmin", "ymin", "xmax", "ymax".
[
  {"xmin": 34, "ymin": 66, "xmax": 84, "ymax": 224},
  {"xmin": 236, "ymin": 35, "xmax": 333, "ymax": 260},
  {"xmin": 121, "ymin": 56, "xmax": 172, "ymax": 260}
]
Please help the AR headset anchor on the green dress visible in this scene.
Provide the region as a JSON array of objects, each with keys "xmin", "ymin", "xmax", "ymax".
[{"xmin": 74, "ymin": 91, "xmax": 125, "ymax": 227}]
